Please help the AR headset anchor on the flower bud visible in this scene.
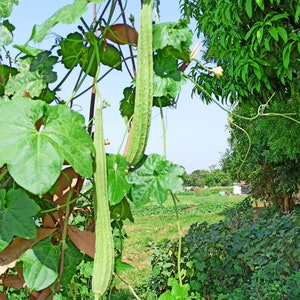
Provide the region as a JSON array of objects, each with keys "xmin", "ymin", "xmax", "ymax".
[{"xmin": 211, "ymin": 66, "xmax": 223, "ymax": 78}]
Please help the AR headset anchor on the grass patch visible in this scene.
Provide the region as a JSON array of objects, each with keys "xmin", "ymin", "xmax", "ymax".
[{"xmin": 117, "ymin": 188, "xmax": 245, "ymax": 292}]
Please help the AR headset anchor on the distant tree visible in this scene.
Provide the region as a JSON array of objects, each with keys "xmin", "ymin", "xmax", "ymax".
[
  {"xmin": 221, "ymin": 99, "xmax": 300, "ymax": 210},
  {"xmin": 181, "ymin": 0, "xmax": 300, "ymax": 105},
  {"xmin": 183, "ymin": 168, "xmax": 232, "ymax": 187},
  {"xmin": 181, "ymin": 0, "xmax": 300, "ymax": 210}
]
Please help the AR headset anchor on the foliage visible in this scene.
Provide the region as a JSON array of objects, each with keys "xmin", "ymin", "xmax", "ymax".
[
  {"xmin": 181, "ymin": 0, "xmax": 300, "ymax": 210},
  {"xmin": 183, "ymin": 168, "xmax": 232, "ymax": 187},
  {"xmin": 221, "ymin": 97, "xmax": 300, "ymax": 211},
  {"xmin": 148, "ymin": 199, "xmax": 300, "ymax": 299},
  {"xmin": 181, "ymin": 0, "xmax": 300, "ymax": 105},
  {"xmin": 0, "ymin": 0, "xmax": 204, "ymax": 298}
]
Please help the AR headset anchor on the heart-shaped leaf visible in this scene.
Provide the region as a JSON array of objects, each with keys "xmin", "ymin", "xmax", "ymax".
[
  {"xmin": 0, "ymin": 189, "xmax": 40, "ymax": 251},
  {"xmin": 107, "ymin": 154, "xmax": 131, "ymax": 205},
  {"xmin": 0, "ymin": 98, "xmax": 95, "ymax": 195},
  {"xmin": 127, "ymin": 154, "xmax": 184, "ymax": 206},
  {"xmin": 31, "ymin": 0, "xmax": 88, "ymax": 43},
  {"xmin": 0, "ymin": 0, "xmax": 17, "ymax": 18},
  {"xmin": 20, "ymin": 237, "xmax": 60, "ymax": 291}
]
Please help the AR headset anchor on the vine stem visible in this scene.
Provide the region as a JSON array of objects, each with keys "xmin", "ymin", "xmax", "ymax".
[
  {"xmin": 57, "ymin": 173, "xmax": 74, "ymax": 291},
  {"xmin": 158, "ymin": 98, "xmax": 167, "ymax": 158},
  {"xmin": 185, "ymin": 72, "xmax": 299, "ymax": 123},
  {"xmin": 171, "ymin": 192, "xmax": 183, "ymax": 286},
  {"xmin": 230, "ymin": 121, "xmax": 252, "ymax": 178}
]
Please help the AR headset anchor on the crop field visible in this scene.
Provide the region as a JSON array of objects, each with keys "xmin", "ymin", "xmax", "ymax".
[{"xmin": 117, "ymin": 188, "xmax": 246, "ymax": 289}]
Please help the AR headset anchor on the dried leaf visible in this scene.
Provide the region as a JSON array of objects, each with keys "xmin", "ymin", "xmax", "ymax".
[
  {"xmin": 0, "ymin": 228, "xmax": 56, "ymax": 275},
  {"xmin": 43, "ymin": 213, "xmax": 56, "ymax": 228},
  {"xmin": 1, "ymin": 273, "xmax": 24, "ymax": 289},
  {"xmin": 35, "ymin": 287, "xmax": 52, "ymax": 300},
  {"xmin": 67, "ymin": 225, "xmax": 95, "ymax": 258},
  {"xmin": 44, "ymin": 167, "xmax": 84, "ymax": 213},
  {"xmin": 101, "ymin": 23, "xmax": 138, "ymax": 45},
  {"xmin": 0, "ymin": 292, "xmax": 8, "ymax": 300}
]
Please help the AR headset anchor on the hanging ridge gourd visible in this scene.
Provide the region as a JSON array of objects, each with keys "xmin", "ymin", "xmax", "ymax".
[
  {"xmin": 124, "ymin": 0, "xmax": 154, "ymax": 166},
  {"xmin": 92, "ymin": 105, "xmax": 114, "ymax": 300}
]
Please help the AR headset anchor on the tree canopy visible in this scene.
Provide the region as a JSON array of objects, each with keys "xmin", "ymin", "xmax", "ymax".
[
  {"xmin": 181, "ymin": 0, "xmax": 300, "ymax": 105},
  {"xmin": 181, "ymin": 0, "xmax": 300, "ymax": 210}
]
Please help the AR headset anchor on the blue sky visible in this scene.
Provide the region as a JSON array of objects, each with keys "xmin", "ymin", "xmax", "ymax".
[{"xmin": 8, "ymin": 0, "xmax": 229, "ymax": 173}]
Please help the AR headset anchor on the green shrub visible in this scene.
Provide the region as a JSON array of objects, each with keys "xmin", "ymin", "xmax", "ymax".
[{"xmin": 148, "ymin": 199, "xmax": 300, "ymax": 299}]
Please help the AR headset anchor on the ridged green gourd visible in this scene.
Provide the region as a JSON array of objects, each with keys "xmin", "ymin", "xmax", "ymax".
[{"xmin": 125, "ymin": 0, "xmax": 154, "ymax": 166}]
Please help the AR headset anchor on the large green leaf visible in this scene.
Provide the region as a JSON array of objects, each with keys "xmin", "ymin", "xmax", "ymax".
[
  {"xmin": 0, "ymin": 64, "xmax": 17, "ymax": 96},
  {"xmin": 127, "ymin": 154, "xmax": 184, "ymax": 206},
  {"xmin": 31, "ymin": 0, "xmax": 88, "ymax": 43},
  {"xmin": 20, "ymin": 237, "xmax": 60, "ymax": 291},
  {"xmin": 0, "ymin": 189, "xmax": 40, "ymax": 251},
  {"xmin": 107, "ymin": 154, "xmax": 131, "ymax": 205},
  {"xmin": 0, "ymin": 24, "xmax": 13, "ymax": 46},
  {"xmin": 0, "ymin": 0, "xmax": 18, "ymax": 18},
  {"xmin": 29, "ymin": 51, "xmax": 58, "ymax": 84},
  {"xmin": 153, "ymin": 20, "xmax": 192, "ymax": 62},
  {"xmin": 0, "ymin": 98, "xmax": 95, "ymax": 195},
  {"xmin": 58, "ymin": 32, "xmax": 85, "ymax": 69},
  {"xmin": 153, "ymin": 72, "xmax": 185, "ymax": 99},
  {"xmin": 5, "ymin": 57, "xmax": 46, "ymax": 98},
  {"xmin": 99, "ymin": 43, "xmax": 122, "ymax": 71},
  {"xmin": 60, "ymin": 239, "xmax": 84, "ymax": 288}
]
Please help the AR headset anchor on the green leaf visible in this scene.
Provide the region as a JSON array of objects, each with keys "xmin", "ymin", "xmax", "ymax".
[
  {"xmin": 158, "ymin": 278, "xmax": 190, "ymax": 300},
  {"xmin": 115, "ymin": 256, "xmax": 134, "ymax": 274},
  {"xmin": 29, "ymin": 51, "xmax": 58, "ymax": 84},
  {"xmin": 99, "ymin": 43, "xmax": 122, "ymax": 70},
  {"xmin": 0, "ymin": 98, "xmax": 95, "ymax": 195},
  {"xmin": 153, "ymin": 72, "xmax": 185, "ymax": 99},
  {"xmin": 255, "ymin": 0, "xmax": 264, "ymax": 10},
  {"xmin": 256, "ymin": 27, "xmax": 264, "ymax": 44},
  {"xmin": 5, "ymin": 57, "xmax": 46, "ymax": 98},
  {"xmin": 276, "ymin": 27, "xmax": 288, "ymax": 43},
  {"xmin": 245, "ymin": 0, "xmax": 253, "ymax": 18},
  {"xmin": 0, "ymin": 64, "xmax": 17, "ymax": 96},
  {"xmin": 31, "ymin": 0, "xmax": 88, "ymax": 43},
  {"xmin": 60, "ymin": 239, "xmax": 84, "ymax": 287},
  {"xmin": 244, "ymin": 23, "xmax": 260, "ymax": 40},
  {"xmin": 107, "ymin": 154, "xmax": 131, "ymax": 205},
  {"xmin": 0, "ymin": 189, "xmax": 40, "ymax": 251},
  {"xmin": 58, "ymin": 32, "xmax": 85, "ymax": 69},
  {"xmin": 119, "ymin": 86, "xmax": 135, "ymax": 123},
  {"xmin": 296, "ymin": 3, "xmax": 300, "ymax": 22},
  {"xmin": 111, "ymin": 197, "xmax": 134, "ymax": 222},
  {"xmin": 3, "ymin": 19, "xmax": 15, "ymax": 33},
  {"xmin": 283, "ymin": 43, "xmax": 293, "ymax": 69},
  {"xmin": 59, "ymin": 34, "xmax": 121, "ymax": 75},
  {"xmin": 263, "ymin": 36, "xmax": 270, "ymax": 51},
  {"xmin": 154, "ymin": 53, "xmax": 178, "ymax": 75},
  {"xmin": 268, "ymin": 27, "xmax": 278, "ymax": 41},
  {"xmin": 0, "ymin": 24, "xmax": 13, "ymax": 46},
  {"xmin": 269, "ymin": 13, "xmax": 289, "ymax": 22},
  {"xmin": 0, "ymin": 0, "xmax": 18, "ymax": 18},
  {"xmin": 153, "ymin": 20, "xmax": 192, "ymax": 62},
  {"xmin": 88, "ymin": 0, "xmax": 105, "ymax": 3},
  {"xmin": 38, "ymin": 87, "xmax": 56, "ymax": 104},
  {"xmin": 127, "ymin": 154, "xmax": 184, "ymax": 206},
  {"xmin": 20, "ymin": 237, "xmax": 60, "ymax": 291},
  {"xmin": 79, "ymin": 45, "xmax": 98, "ymax": 77},
  {"xmin": 14, "ymin": 44, "xmax": 43, "ymax": 56}
]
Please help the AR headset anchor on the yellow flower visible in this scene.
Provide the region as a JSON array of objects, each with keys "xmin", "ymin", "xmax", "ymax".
[{"xmin": 211, "ymin": 66, "xmax": 223, "ymax": 78}]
